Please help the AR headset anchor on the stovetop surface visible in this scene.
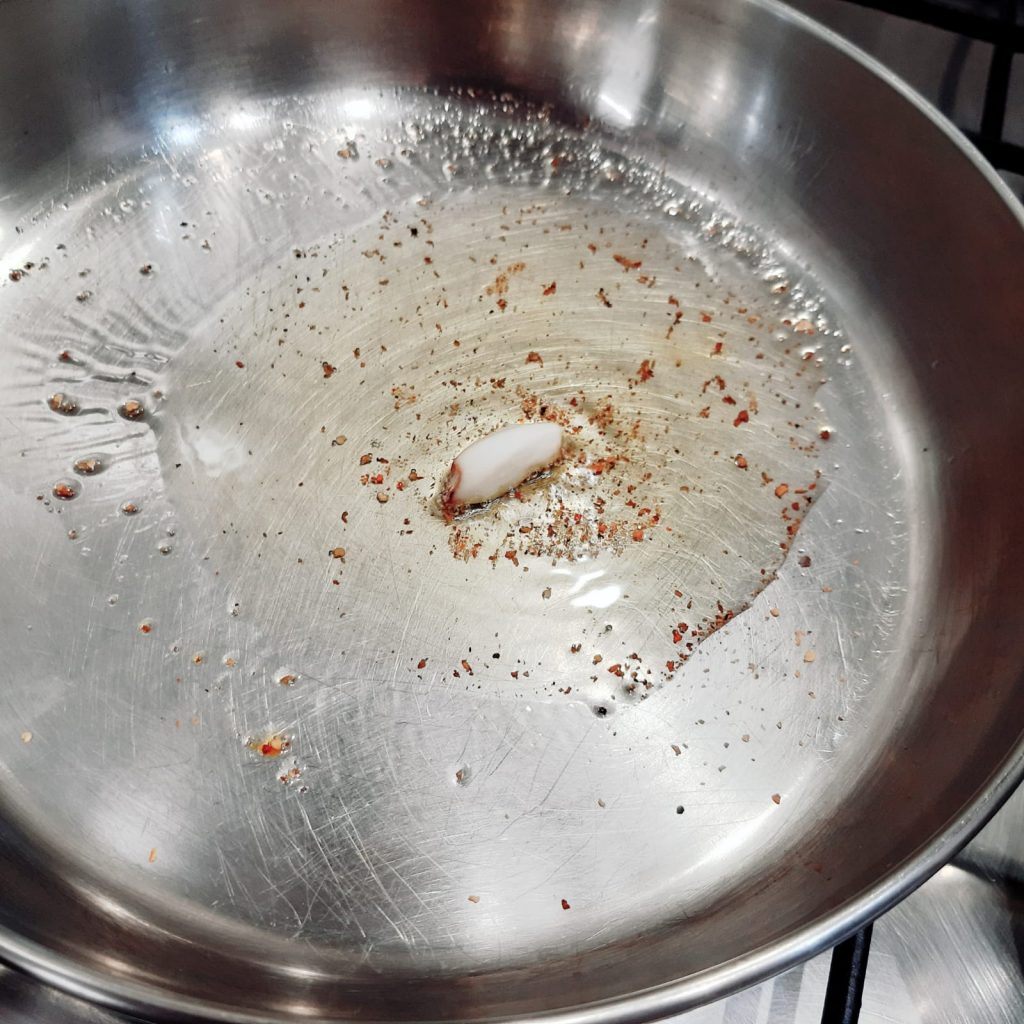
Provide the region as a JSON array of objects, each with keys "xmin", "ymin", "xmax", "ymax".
[{"xmin": 2, "ymin": 2, "xmax": 1022, "ymax": 1021}]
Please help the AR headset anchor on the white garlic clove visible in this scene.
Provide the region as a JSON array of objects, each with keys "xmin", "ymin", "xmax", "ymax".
[{"xmin": 443, "ymin": 422, "xmax": 563, "ymax": 516}]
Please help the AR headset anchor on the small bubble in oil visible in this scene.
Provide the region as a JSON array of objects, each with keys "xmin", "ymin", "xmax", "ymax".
[
  {"xmin": 158, "ymin": 543, "xmax": 173, "ymax": 555},
  {"xmin": 118, "ymin": 398, "xmax": 145, "ymax": 421},
  {"xmin": 47, "ymin": 392, "xmax": 79, "ymax": 416},
  {"xmin": 52, "ymin": 480, "xmax": 79, "ymax": 500},
  {"xmin": 73, "ymin": 456, "xmax": 103, "ymax": 476},
  {"xmin": 107, "ymin": 594, "xmax": 119, "ymax": 605}
]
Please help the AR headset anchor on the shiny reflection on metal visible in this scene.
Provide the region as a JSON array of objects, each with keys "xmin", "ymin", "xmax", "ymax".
[{"xmin": 0, "ymin": 1, "xmax": 1023, "ymax": 1023}]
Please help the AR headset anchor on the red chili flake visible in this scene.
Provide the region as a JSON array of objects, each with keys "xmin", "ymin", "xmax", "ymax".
[
  {"xmin": 819, "ymin": 429, "xmax": 831, "ymax": 440},
  {"xmin": 721, "ymin": 394, "xmax": 737, "ymax": 406},
  {"xmin": 632, "ymin": 529, "xmax": 644, "ymax": 542},
  {"xmin": 235, "ymin": 360, "xmax": 245, "ymax": 368},
  {"xmin": 637, "ymin": 359, "xmax": 655, "ymax": 382},
  {"xmin": 525, "ymin": 350, "xmax": 543, "ymax": 365},
  {"xmin": 596, "ymin": 288, "xmax": 613, "ymax": 308},
  {"xmin": 58, "ymin": 350, "xmax": 73, "ymax": 362},
  {"xmin": 667, "ymin": 295, "xmax": 680, "ymax": 307},
  {"xmin": 408, "ymin": 470, "xmax": 422, "ymax": 481},
  {"xmin": 587, "ymin": 243, "xmax": 597, "ymax": 254},
  {"xmin": 733, "ymin": 409, "xmax": 749, "ymax": 427},
  {"xmin": 677, "ymin": 622, "xmax": 688, "ymax": 633},
  {"xmin": 735, "ymin": 454, "xmax": 748, "ymax": 469},
  {"xmin": 330, "ymin": 547, "xmax": 346, "ymax": 560},
  {"xmin": 396, "ymin": 480, "xmax": 406, "ymax": 491},
  {"xmin": 370, "ymin": 473, "xmax": 384, "ymax": 485},
  {"xmin": 698, "ymin": 406, "xmax": 710, "ymax": 418},
  {"xmin": 774, "ymin": 483, "xmax": 790, "ymax": 498},
  {"xmin": 798, "ymin": 554, "xmax": 812, "ymax": 568},
  {"xmin": 666, "ymin": 660, "xmax": 676, "ymax": 671},
  {"xmin": 771, "ymin": 793, "xmax": 782, "ymax": 805},
  {"xmin": 341, "ymin": 511, "xmax": 349, "ymax": 523},
  {"xmin": 570, "ymin": 643, "xmax": 581, "ymax": 654},
  {"xmin": 461, "ymin": 659, "xmax": 473, "ymax": 675},
  {"xmin": 52, "ymin": 482, "xmax": 77, "ymax": 500},
  {"xmin": 417, "ymin": 658, "xmax": 428, "ymax": 670},
  {"xmin": 542, "ymin": 281, "xmax": 557, "ymax": 296},
  {"xmin": 322, "ymin": 361, "xmax": 336, "ymax": 378},
  {"xmin": 701, "ymin": 312, "xmax": 713, "ymax": 323},
  {"xmin": 139, "ymin": 622, "xmax": 152, "ymax": 634},
  {"xmin": 712, "ymin": 341, "xmax": 723, "ymax": 355},
  {"xmin": 510, "ymin": 670, "xmax": 519, "ymax": 679},
  {"xmin": 672, "ymin": 629, "xmax": 683, "ymax": 644},
  {"xmin": 607, "ymin": 663, "xmax": 624, "ymax": 677},
  {"xmin": 560, "ymin": 898, "xmax": 571, "ymax": 910},
  {"xmin": 8, "ymin": 269, "xmax": 24, "ymax": 282},
  {"xmin": 613, "ymin": 254, "xmax": 642, "ymax": 270},
  {"xmin": 278, "ymin": 674, "xmax": 297, "ymax": 686}
]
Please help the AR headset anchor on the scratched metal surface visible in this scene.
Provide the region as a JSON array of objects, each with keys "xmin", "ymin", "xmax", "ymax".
[{"xmin": 0, "ymin": 1, "xmax": 1023, "ymax": 1022}]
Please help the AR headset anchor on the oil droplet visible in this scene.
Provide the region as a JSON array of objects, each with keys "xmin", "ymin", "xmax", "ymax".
[
  {"xmin": 118, "ymin": 398, "xmax": 145, "ymax": 420},
  {"xmin": 107, "ymin": 594, "xmax": 119, "ymax": 605},
  {"xmin": 52, "ymin": 480, "xmax": 79, "ymax": 500},
  {"xmin": 47, "ymin": 392, "xmax": 79, "ymax": 416},
  {"xmin": 158, "ymin": 543, "xmax": 173, "ymax": 555}
]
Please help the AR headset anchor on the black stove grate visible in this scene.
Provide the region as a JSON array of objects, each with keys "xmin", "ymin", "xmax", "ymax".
[{"xmin": 842, "ymin": 0, "xmax": 1024, "ymax": 175}]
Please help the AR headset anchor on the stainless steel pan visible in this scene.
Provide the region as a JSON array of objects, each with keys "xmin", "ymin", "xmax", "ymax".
[{"xmin": 1, "ymin": 1, "xmax": 1023, "ymax": 1021}]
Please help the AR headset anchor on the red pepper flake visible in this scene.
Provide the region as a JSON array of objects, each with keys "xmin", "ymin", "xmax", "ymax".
[
  {"xmin": 461, "ymin": 659, "xmax": 473, "ymax": 675},
  {"xmin": 525, "ymin": 351, "xmax": 543, "ymax": 365},
  {"xmin": 698, "ymin": 406, "xmax": 710, "ymax": 418},
  {"xmin": 468, "ymin": 894, "xmax": 481, "ymax": 904},
  {"xmin": 542, "ymin": 281, "xmax": 557, "ymax": 296},
  {"xmin": 671, "ymin": 629, "xmax": 683, "ymax": 644},
  {"xmin": 596, "ymin": 288, "xmax": 613, "ymax": 308},
  {"xmin": 148, "ymin": 847, "xmax": 157, "ymax": 864},
  {"xmin": 819, "ymin": 429, "xmax": 831, "ymax": 440},
  {"xmin": 322, "ymin": 361, "xmax": 336, "ymax": 378},
  {"xmin": 370, "ymin": 473, "xmax": 384, "ymax": 485},
  {"xmin": 587, "ymin": 243, "xmax": 598, "ymax": 254},
  {"xmin": 771, "ymin": 793, "xmax": 782, "ymax": 805},
  {"xmin": 52, "ymin": 482, "xmax": 77, "ymax": 500},
  {"xmin": 408, "ymin": 470, "xmax": 422, "ymax": 481},
  {"xmin": 733, "ymin": 409, "xmax": 749, "ymax": 427},
  {"xmin": 560, "ymin": 898, "xmax": 571, "ymax": 910},
  {"xmin": 139, "ymin": 622, "xmax": 152, "ymax": 634},
  {"xmin": 632, "ymin": 529, "xmax": 644, "ymax": 542},
  {"xmin": 666, "ymin": 660, "xmax": 676, "ymax": 672},
  {"xmin": 607, "ymin": 663, "xmax": 624, "ymax": 677},
  {"xmin": 613, "ymin": 254, "xmax": 642, "ymax": 270},
  {"xmin": 712, "ymin": 341, "xmax": 723, "ymax": 355},
  {"xmin": 278, "ymin": 674, "xmax": 297, "ymax": 686},
  {"xmin": 735, "ymin": 454, "xmax": 748, "ymax": 470},
  {"xmin": 417, "ymin": 658, "xmax": 428, "ymax": 670},
  {"xmin": 570, "ymin": 643, "xmax": 581, "ymax": 654},
  {"xmin": 667, "ymin": 295, "xmax": 680, "ymax": 307},
  {"xmin": 774, "ymin": 483, "xmax": 790, "ymax": 498},
  {"xmin": 637, "ymin": 358, "xmax": 655, "ymax": 382},
  {"xmin": 235, "ymin": 360, "xmax": 245, "ymax": 369},
  {"xmin": 254, "ymin": 735, "xmax": 288, "ymax": 758}
]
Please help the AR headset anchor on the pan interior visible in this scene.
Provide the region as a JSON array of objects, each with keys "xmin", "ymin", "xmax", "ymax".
[{"xmin": 0, "ymin": 88, "xmax": 935, "ymax": 1012}]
